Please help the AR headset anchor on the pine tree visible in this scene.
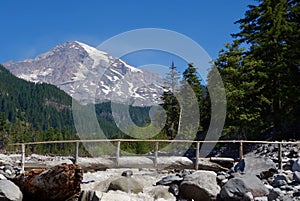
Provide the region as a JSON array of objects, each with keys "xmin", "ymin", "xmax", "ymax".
[
  {"xmin": 231, "ymin": 0, "xmax": 300, "ymax": 139},
  {"xmin": 181, "ymin": 62, "xmax": 203, "ymax": 133},
  {"xmin": 161, "ymin": 62, "xmax": 181, "ymax": 139}
]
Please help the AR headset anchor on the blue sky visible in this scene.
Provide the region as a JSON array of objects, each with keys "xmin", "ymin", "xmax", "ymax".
[{"xmin": 1, "ymin": 0, "xmax": 253, "ymax": 73}]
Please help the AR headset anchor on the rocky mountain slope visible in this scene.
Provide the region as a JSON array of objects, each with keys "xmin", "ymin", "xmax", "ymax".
[{"xmin": 4, "ymin": 41, "xmax": 164, "ymax": 106}]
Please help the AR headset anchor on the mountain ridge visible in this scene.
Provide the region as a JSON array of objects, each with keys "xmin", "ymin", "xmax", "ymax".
[{"xmin": 4, "ymin": 41, "xmax": 164, "ymax": 106}]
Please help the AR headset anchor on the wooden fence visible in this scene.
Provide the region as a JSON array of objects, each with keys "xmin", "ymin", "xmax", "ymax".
[{"xmin": 10, "ymin": 139, "xmax": 300, "ymax": 173}]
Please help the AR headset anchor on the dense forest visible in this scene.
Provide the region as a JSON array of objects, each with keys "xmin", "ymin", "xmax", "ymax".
[
  {"xmin": 161, "ymin": 0, "xmax": 300, "ymax": 141},
  {"xmin": 0, "ymin": 65, "xmax": 151, "ymax": 154}
]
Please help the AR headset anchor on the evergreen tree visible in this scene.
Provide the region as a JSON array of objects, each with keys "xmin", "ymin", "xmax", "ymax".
[
  {"xmin": 233, "ymin": 0, "xmax": 300, "ymax": 139},
  {"xmin": 161, "ymin": 62, "xmax": 181, "ymax": 139},
  {"xmin": 181, "ymin": 63, "xmax": 203, "ymax": 132}
]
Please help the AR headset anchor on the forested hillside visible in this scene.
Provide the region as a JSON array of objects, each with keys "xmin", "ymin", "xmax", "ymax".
[{"xmin": 0, "ymin": 64, "xmax": 151, "ymax": 153}]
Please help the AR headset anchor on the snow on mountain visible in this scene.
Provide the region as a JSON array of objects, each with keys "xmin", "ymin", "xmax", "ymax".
[{"xmin": 3, "ymin": 41, "xmax": 164, "ymax": 106}]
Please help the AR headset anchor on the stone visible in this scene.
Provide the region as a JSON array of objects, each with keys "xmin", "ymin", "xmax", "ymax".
[
  {"xmin": 197, "ymin": 158, "xmax": 228, "ymax": 172},
  {"xmin": 267, "ymin": 188, "xmax": 283, "ymax": 201},
  {"xmin": 156, "ymin": 175, "xmax": 183, "ymax": 185},
  {"xmin": 12, "ymin": 163, "xmax": 83, "ymax": 201},
  {"xmin": 232, "ymin": 157, "xmax": 277, "ymax": 178},
  {"xmin": 220, "ymin": 174, "xmax": 269, "ymax": 201},
  {"xmin": 273, "ymin": 173, "xmax": 289, "ymax": 182},
  {"xmin": 254, "ymin": 197, "xmax": 268, "ymax": 201},
  {"xmin": 148, "ymin": 186, "xmax": 176, "ymax": 201},
  {"xmin": 0, "ymin": 179, "xmax": 23, "ymax": 201},
  {"xmin": 78, "ymin": 190, "xmax": 102, "ymax": 201},
  {"xmin": 121, "ymin": 170, "xmax": 133, "ymax": 177},
  {"xmin": 169, "ymin": 183, "xmax": 179, "ymax": 196},
  {"xmin": 293, "ymin": 171, "xmax": 300, "ymax": 183},
  {"xmin": 292, "ymin": 158, "xmax": 300, "ymax": 172},
  {"xmin": 0, "ymin": 174, "xmax": 7, "ymax": 180},
  {"xmin": 157, "ymin": 156, "xmax": 194, "ymax": 169},
  {"xmin": 101, "ymin": 191, "xmax": 132, "ymax": 201},
  {"xmin": 77, "ymin": 157, "xmax": 114, "ymax": 171},
  {"xmin": 108, "ymin": 177, "xmax": 143, "ymax": 194},
  {"xmin": 271, "ymin": 179, "xmax": 287, "ymax": 187},
  {"xmin": 179, "ymin": 170, "xmax": 220, "ymax": 201}
]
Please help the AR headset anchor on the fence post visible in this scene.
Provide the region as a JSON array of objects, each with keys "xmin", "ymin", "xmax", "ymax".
[
  {"xmin": 116, "ymin": 141, "xmax": 121, "ymax": 167},
  {"xmin": 239, "ymin": 142, "xmax": 244, "ymax": 160},
  {"xmin": 74, "ymin": 141, "xmax": 79, "ymax": 164},
  {"xmin": 195, "ymin": 142, "xmax": 200, "ymax": 170},
  {"xmin": 154, "ymin": 142, "xmax": 159, "ymax": 168},
  {"xmin": 278, "ymin": 142, "xmax": 282, "ymax": 170},
  {"xmin": 21, "ymin": 144, "xmax": 25, "ymax": 174}
]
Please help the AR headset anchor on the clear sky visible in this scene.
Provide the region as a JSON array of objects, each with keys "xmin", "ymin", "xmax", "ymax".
[{"xmin": 1, "ymin": 0, "xmax": 253, "ymax": 72}]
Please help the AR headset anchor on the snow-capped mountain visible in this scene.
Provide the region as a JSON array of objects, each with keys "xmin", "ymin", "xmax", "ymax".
[{"xmin": 3, "ymin": 41, "xmax": 164, "ymax": 106}]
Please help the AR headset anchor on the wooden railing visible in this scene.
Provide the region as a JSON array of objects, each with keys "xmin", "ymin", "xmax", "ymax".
[{"xmin": 10, "ymin": 139, "xmax": 300, "ymax": 173}]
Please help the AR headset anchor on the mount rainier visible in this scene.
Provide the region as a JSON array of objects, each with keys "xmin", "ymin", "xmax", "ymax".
[{"xmin": 4, "ymin": 41, "xmax": 164, "ymax": 106}]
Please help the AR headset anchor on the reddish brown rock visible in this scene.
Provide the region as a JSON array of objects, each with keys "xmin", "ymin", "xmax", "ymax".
[{"xmin": 12, "ymin": 163, "xmax": 83, "ymax": 201}]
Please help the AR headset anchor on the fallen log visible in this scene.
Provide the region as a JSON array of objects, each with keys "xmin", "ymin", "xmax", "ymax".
[{"xmin": 12, "ymin": 163, "xmax": 83, "ymax": 201}]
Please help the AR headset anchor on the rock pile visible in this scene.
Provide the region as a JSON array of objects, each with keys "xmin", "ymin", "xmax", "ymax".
[{"xmin": 0, "ymin": 141, "xmax": 299, "ymax": 201}]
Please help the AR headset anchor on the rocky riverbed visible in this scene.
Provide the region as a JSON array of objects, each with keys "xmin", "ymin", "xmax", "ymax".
[{"xmin": 0, "ymin": 142, "xmax": 299, "ymax": 201}]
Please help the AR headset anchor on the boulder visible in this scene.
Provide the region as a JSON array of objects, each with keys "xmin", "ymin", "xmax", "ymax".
[
  {"xmin": 121, "ymin": 170, "xmax": 133, "ymax": 177},
  {"xmin": 156, "ymin": 175, "xmax": 183, "ymax": 186},
  {"xmin": 78, "ymin": 190, "xmax": 102, "ymax": 201},
  {"xmin": 0, "ymin": 179, "xmax": 23, "ymax": 201},
  {"xmin": 179, "ymin": 170, "xmax": 220, "ymax": 201},
  {"xmin": 292, "ymin": 158, "xmax": 300, "ymax": 172},
  {"xmin": 148, "ymin": 186, "xmax": 176, "ymax": 201},
  {"xmin": 197, "ymin": 158, "xmax": 228, "ymax": 172},
  {"xmin": 232, "ymin": 157, "xmax": 277, "ymax": 178},
  {"xmin": 220, "ymin": 174, "xmax": 269, "ymax": 201},
  {"xmin": 0, "ymin": 174, "xmax": 6, "ymax": 180},
  {"xmin": 101, "ymin": 191, "xmax": 132, "ymax": 201},
  {"xmin": 12, "ymin": 163, "xmax": 83, "ymax": 201},
  {"xmin": 157, "ymin": 156, "xmax": 193, "ymax": 169},
  {"xmin": 293, "ymin": 171, "xmax": 300, "ymax": 183},
  {"xmin": 108, "ymin": 177, "xmax": 143, "ymax": 194},
  {"xmin": 267, "ymin": 188, "xmax": 284, "ymax": 201}
]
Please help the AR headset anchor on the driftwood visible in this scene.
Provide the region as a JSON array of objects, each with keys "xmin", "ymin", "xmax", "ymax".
[{"xmin": 12, "ymin": 163, "xmax": 83, "ymax": 201}]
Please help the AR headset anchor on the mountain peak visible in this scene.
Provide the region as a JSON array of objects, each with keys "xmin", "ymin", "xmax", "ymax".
[{"xmin": 3, "ymin": 41, "xmax": 164, "ymax": 106}]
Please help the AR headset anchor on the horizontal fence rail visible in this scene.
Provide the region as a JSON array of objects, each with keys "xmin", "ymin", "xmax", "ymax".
[{"xmin": 9, "ymin": 139, "xmax": 300, "ymax": 173}]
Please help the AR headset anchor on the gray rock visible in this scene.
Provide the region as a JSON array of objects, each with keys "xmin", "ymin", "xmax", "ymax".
[
  {"xmin": 77, "ymin": 157, "xmax": 114, "ymax": 171},
  {"xmin": 197, "ymin": 158, "xmax": 228, "ymax": 172},
  {"xmin": 78, "ymin": 190, "xmax": 102, "ymax": 201},
  {"xmin": 169, "ymin": 183, "xmax": 179, "ymax": 196},
  {"xmin": 292, "ymin": 158, "xmax": 300, "ymax": 172},
  {"xmin": 271, "ymin": 179, "xmax": 287, "ymax": 187},
  {"xmin": 254, "ymin": 197, "xmax": 268, "ymax": 201},
  {"xmin": 273, "ymin": 173, "xmax": 289, "ymax": 182},
  {"xmin": 293, "ymin": 171, "xmax": 300, "ymax": 183},
  {"xmin": 121, "ymin": 170, "xmax": 133, "ymax": 177},
  {"xmin": 220, "ymin": 174, "xmax": 269, "ymax": 201},
  {"xmin": 157, "ymin": 156, "xmax": 194, "ymax": 169},
  {"xmin": 0, "ymin": 174, "xmax": 6, "ymax": 180},
  {"xmin": 108, "ymin": 177, "xmax": 143, "ymax": 194},
  {"xmin": 233, "ymin": 157, "xmax": 277, "ymax": 178},
  {"xmin": 0, "ymin": 179, "xmax": 23, "ymax": 201},
  {"xmin": 267, "ymin": 188, "xmax": 284, "ymax": 201},
  {"xmin": 148, "ymin": 186, "xmax": 176, "ymax": 201},
  {"xmin": 179, "ymin": 170, "xmax": 220, "ymax": 201},
  {"xmin": 156, "ymin": 175, "xmax": 183, "ymax": 185}
]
